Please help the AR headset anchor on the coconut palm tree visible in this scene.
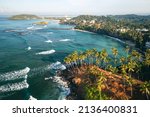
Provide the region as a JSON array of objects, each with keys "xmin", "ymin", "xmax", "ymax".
[
  {"xmin": 78, "ymin": 52, "xmax": 86, "ymax": 66},
  {"xmin": 126, "ymin": 76, "xmax": 133, "ymax": 97},
  {"xmin": 85, "ymin": 49, "xmax": 93, "ymax": 65},
  {"xmin": 125, "ymin": 46, "xmax": 130, "ymax": 57},
  {"xmin": 144, "ymin": 49, "xmax": 150, "ymax": 67},
  {"xmin": 97, "ymin": 72, "xmax": 107, "ymax": 100},
  {"xmin": 140, "ymin": 81, "xmax": 150, "ymax": 100},
  {"xmin": 111, "ymin": 47, "xmax": 118, "ymax": 69},
  {"xmin": 99, "ymin": 49, "xmax": 108, "ymax": 68}
]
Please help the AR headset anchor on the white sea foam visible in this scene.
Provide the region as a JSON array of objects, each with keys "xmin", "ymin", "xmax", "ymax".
[
  {"xmin": 27, "ymin": 26, "xmax": 43, "ymax": 30},
  {"xmin": 49, "ymin": 61, "xmax": 66, "ymax": 70},
  {"xmin": 45, "ymin": 77, "xmax": 53, "ymax": 80},
  {"xmin": 27, "ymin": 26, "xmax": 34, "ymax": 30},
  {"xmin": 29, "ymin": 62, "xmax": 66, "ymax": 77},
  {"xmin": 46, "ymin": 76, "xmax": 70, "ymax": 100},
  {"xmin": 27, "ymin": 47, "xmax": 31, "ymax": 50},
  {"xmin": 5, "ymin": 30, "xmax": 17, "ymax": 32},
  {"xmin": 44, "ymin": 25, "xmax": 47, "ymax": 28},
  {"xmin": 107, "ymin": 36, "xmax": 125, "ymax": 44},
  {"xmin": 45, "ymin": 40, "xmax": 53, "ymax": 43},
  {"xmin": 34, "ymin": 27, "xmax": 43, "ymax": 30},
  {"xmin": 36, "ymin": 50, "xmax": 55, "ymax": 55},
  {"xmin": 59, "ymin": 39, "xmax": 71, "ymax": 42},
  {"xmin": 0, "ymin": 67, "xmax": 30, "ymax": 82},
  {"xmin": 47, "ymin": 32, "xmax": 53, "ymax": 34},
  {"xmin": 0, "ymin": 80, "xmax": 29, "ymax": 93},
  {"xmin": 28, "ymin": 95, "xmax": 37, "ymax": 100}
]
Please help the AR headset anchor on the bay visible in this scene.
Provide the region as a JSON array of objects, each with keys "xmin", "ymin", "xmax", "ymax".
[{"xmin": 0, "ymin": 17, "xmax": 126, "ymax": 100}]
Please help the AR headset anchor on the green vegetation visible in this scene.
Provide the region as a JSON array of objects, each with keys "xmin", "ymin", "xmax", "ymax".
[
  {"xmin": 9, "ymin": 14, "xmax": 41, "ymax": 20},
  {"xmin": 62, "ymin": 48, "xmax": 150, "ymax": 100},
  {"xmin": 61, "ymin": 15, "xmax": 150, "ymax": 51},
  {"xmin": 33, "ymin": 21, "xmax": 48, "ymax": 25}
]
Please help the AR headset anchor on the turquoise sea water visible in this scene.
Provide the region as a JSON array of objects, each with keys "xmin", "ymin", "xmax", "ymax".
[{"xmin": 0, "ymin": 16, "xmax": 127, "ymax": 100}]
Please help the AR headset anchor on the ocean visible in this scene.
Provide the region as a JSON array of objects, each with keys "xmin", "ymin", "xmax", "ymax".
[{"xmin": 0, "ymin": 16, "xmax": 127, "ymax": 100}]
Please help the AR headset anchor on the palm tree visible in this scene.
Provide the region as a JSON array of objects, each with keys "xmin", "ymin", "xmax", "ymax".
[
  {"xmin": 126, "ymin": 76, "xmax": 133, "ymax": 97},
  {"xmin": 78, "ymin": 52, "xmax": 86, "ymax": 66},
  {"xmin": 64, "ymin": 57, "xmax": 71, "ymax": 68},
  {"xmin": 125, "ymin": 46, "xmax": 130, "ymax": 57},
  {"xmin": 97, "ymin": 72, "xmax": 107, "ymax": 100},
  {"xmin": 120, "ymin": 64, "xmax": 128, "ymax": 92},
  {"xmin": 144, "ymin": 49, "xmax": 150, "ymax": 67},
  {"xmin": 140, "ymin": 81, "xmax": 150, "ymax": 100},
  {"xmin": 112, "ymin": 47, "xmax": 118, "ymax": 57},
  {"xmin": 85, "ymin": 49, "xmax": 93, "ymax": 65},
  {"xmin": 99, "ymin": 49, "xmax": 108, "ymax": 68}
]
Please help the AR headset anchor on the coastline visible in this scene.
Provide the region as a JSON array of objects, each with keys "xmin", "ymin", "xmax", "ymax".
[
  {"xmin": 72, "ymin": 28, "xmax": 96, "ymax": 34},
  {"xmin": 106, "ymin": 36, "xmax": 136, "ymax": 47},
  {"xmin": 73, "ymin": 28, "xmax": 144, "ymax": 53}
]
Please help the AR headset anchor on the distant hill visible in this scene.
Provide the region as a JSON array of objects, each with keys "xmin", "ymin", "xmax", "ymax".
[
  {"xmin": 71, "ymin": 14, "xmax": 150, "ymax": 22},
  {"xmin": 109, "ymin": 14, "xmax": 150, "ymax": 23},
  {"xmin": 9, "ymin": 14, "xmax": 41, "ymax": 20}
]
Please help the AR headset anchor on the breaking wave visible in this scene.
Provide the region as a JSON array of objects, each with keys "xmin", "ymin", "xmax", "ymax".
[
  {"xmin": 49, "ymin": 61, "xmax": 66, "ymax": 70},
  {"xmin": 27, "ymin": 26, "xmax": 34, "ymax": 30},
  {"xmin": 0, "ymin": 80, "xmax": 29, "ymax": 93},
  {"xmin": 59, "ymin": 39, "xmax": 71, "ymax": 42},
  {"xmin": 0, "ymin": 67, "xmax": 30, "ymax": 82},
  {"xmin": 36, "ymin": 50, "xmax": 55, "ymax": 55},
  {"xmin": 45, "ymin": 40, "xmax": 53, "ymax": 43},
  {"xmin": 29, "ymin": 61, "xmax": 66, "ymax": 77},
  {"xmin": 45, "ymin": 76, "xmax": 70, "ymax": 100},
  {"xmin": 27, "ymin": 26, "xmax": 43, "ymax": 30}
]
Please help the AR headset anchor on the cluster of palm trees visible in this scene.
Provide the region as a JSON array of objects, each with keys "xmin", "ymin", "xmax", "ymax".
[{"xmin": 64, "ymin": 47, "xmax": 150, "ymax": 99}]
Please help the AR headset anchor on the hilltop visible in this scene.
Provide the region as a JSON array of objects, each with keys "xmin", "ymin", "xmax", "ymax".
[{"xmin": 9, "ymin": 14, "xmax": 41, "ymax": 20}]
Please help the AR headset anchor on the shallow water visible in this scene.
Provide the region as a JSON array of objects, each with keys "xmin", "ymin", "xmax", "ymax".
[{"xmin": 0, "ymin": 16, "xmax": 127, "ymax": 100}]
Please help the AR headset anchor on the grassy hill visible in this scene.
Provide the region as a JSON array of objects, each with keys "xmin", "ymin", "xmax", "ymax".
[{"xmin": 9, "ymin": 14, "xmax": 41, "ymax": 20}]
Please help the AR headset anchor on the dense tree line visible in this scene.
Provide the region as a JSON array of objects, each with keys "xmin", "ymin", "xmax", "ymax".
[
  {"xmin": 63, "ymin": 48, "xmax": 150, "ymax": 99},
  {"xmin": 61, "ymin": 15, "xmax": 150, "ymax": 51}
]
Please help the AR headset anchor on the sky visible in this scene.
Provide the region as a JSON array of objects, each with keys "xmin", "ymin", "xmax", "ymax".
[{"xmin": 0, "ymin": 0, "xmax": 150, "ymax": 15}]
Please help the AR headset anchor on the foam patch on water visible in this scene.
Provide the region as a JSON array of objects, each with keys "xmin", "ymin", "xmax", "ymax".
[
  {"xmin": 28, "ymin": 95, "xmax": 37, "ymax": 100},
  {"xmin": 46, "ymin": 76, "xmax": 70, "ymax": 100},
  {"xmin": 59, "ymin": 39, "xmax": 71, "ymax": 42},
  {"xmin": 34, "ymin": 27, "xmax": 43, "ymax": 30},
  {"xmin": 5, "ymin": 29, "xmax": 25, "ymax": 33},
  {"xmin": 27, "ymin": 26, "xmax": 43, "ymax": 30},
  {"xmin": 0, "ymin": 67, "xmax": 30, "ymax": 82},
  {"xmin": 36, "ymin": 50, "xmax": 55, "ymax": 55},
  {"xmin": 44, "ymin": 25, "xmax": 48, "ymax": 28},
  {"xmin": 45, "ymin": 40, "xmax": 53, "ymax": 43},
  {"xmin": 49, "ymin": 61, "xmax": 66, "ymax": 70},
  {"xmin": 45, "ymin": 77, "xmax": 53, "ymax": 80},
  {"xmin": 47, "ymin": 32, "xmax": 53, "ymax": 34},
  {"xmin": 27, "ymin": 26, "xmax": 34, "ymax": 30},
  {"xmin": 27, "ymin": 47, "xmax": 31, "ymax": 50},
  {"xmin": 0, "ymin": 80, "xmax": 29, "ymax": 93}
]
